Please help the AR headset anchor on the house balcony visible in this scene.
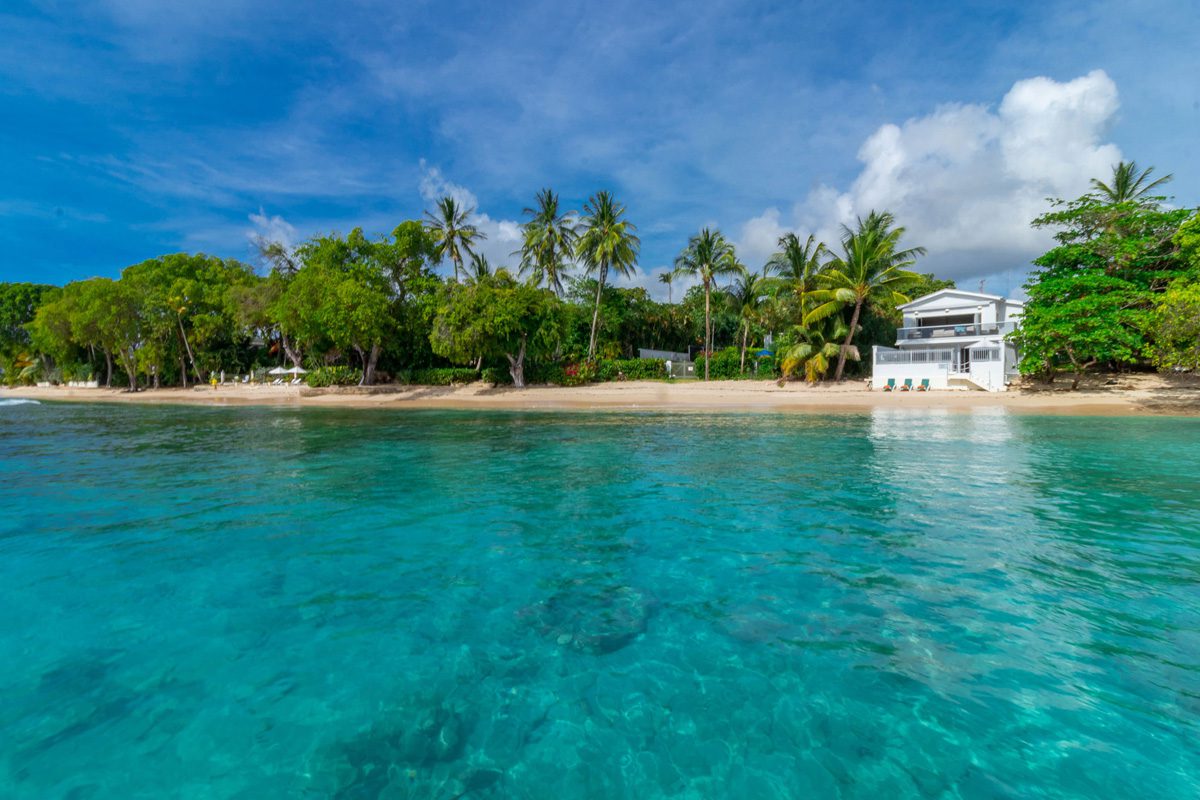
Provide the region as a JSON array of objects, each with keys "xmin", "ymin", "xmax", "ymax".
[{"xmin": 897, "ymin": 321, "xmax": 1015, "ymax": 341}]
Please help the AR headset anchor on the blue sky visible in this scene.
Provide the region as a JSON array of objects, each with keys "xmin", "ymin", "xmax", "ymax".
[{"xmin": 1, "ymin": 0, "xmax": 1197, "ymax": 297}]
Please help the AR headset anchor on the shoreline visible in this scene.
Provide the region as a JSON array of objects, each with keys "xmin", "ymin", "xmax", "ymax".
[{"xmin": 5, "ymin": 378, "xmax": 1199, "ymax": 416}]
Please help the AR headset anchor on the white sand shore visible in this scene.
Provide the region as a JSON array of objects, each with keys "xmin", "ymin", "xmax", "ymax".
[{"xmin": 6, "ymin": 375, "xmax": 1200, "ymax": 416}]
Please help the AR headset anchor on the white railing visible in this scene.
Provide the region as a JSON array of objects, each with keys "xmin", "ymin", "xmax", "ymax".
[
  {"xmin": 897, "ymin": 321, "xmax": 1016, "ymax": 341},
  {"xmin": 875, "ymin": 348, "xmax": 954, "ymax": 365}
]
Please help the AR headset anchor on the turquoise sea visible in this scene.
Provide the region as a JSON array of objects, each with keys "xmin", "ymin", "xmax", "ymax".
[{"xmin": 1, "ymin": 400, "xmax": 1198, "ymax": 799}]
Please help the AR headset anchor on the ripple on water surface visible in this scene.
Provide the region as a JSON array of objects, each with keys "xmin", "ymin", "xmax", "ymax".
[{"xmin": 1, "ymin": 404, "xmax": 1199, "ymax": 798}]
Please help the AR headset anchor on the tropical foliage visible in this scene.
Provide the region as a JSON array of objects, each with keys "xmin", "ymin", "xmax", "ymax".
[
  {"xmin": 2, "ymin": 183, "xmax": 959, "ymax": 390},
  {"xmin": 1014, "ymin": 161, "xmax": 1198, "ymax": 387}
]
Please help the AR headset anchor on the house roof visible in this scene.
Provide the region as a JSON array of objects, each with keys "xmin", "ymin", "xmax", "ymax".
[{"xmin": 898, "ymin": 288, "xmax": 1016, "ymax": 311}]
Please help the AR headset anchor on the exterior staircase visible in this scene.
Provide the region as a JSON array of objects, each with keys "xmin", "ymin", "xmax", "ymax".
[{"xmin": 948, "ymin": 375, "xmax": 990, "ymax": 391}]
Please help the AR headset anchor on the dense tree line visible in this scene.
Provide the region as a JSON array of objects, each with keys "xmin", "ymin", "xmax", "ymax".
[{"xmin": 2, "ymin": 188, "xmax": 950, "ymax": 390}]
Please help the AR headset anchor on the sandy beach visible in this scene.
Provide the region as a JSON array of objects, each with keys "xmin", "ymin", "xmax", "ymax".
[{"xmin": 6, "ymin": 374, "xmax": 1200, "ymax": 416}]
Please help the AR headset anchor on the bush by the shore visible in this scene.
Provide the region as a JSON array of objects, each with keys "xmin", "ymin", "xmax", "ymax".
[{"xmin": 306, "ymin": 366, "xmax": 363, "ymax": 387}]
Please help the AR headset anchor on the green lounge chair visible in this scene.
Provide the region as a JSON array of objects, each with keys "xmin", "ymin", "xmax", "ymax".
[
  {"xmin": 917, "ymin": 378, "xmax": 930, "ymax": 391},
  {"xmin": 900, "ymin": 378, "xmax": 913, "ymax": 391},
  {"xmin": 881, "ymin": 378, "xmax": 896, "ymax": 392}
]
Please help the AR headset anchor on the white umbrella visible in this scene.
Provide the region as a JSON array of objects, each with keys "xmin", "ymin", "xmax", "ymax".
[
  {"xmin": 286, "ymin": 366, "xmax": 308, "ymax": 375},
  {"xmin": 268, "ymin": 367, "xmax": 288, "ymax": 375}
]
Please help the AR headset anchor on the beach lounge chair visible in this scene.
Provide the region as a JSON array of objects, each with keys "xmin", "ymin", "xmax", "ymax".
[
  {"xmin": 900, "ymin": 378, "xmax": 913, "ymax": 391},
  {"xmin": 917, "ymin": 378, "xmax": 930, "ymax": 391},
  {"xmin": 272, "ymin": 378, "xmax": 283, "ymax": 385},
  {"xmin": 881, "ymin": 378, "xmax": 896, "ymax": 392},
  {"xmin": 290, "ymin": 377, "xmax": 303, "ymax": 385}
]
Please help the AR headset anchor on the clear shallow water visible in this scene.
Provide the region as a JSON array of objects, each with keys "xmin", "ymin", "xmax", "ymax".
[{"xmin": 1, "ymin": 403, "xmax": 1198, "ymax": 799}]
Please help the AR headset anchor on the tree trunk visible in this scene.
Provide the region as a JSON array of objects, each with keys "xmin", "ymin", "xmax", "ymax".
[
  {"xmin": 177, "ymin": 315, "xmax": 202, "ymax": 385},
  {"xmin": 104, "ymin": 350, "xmax": 113, "ymax": 388},
  {"xmin": 588, "ymin": 265, "xmax": 607, "ymax": 360},
  {"xmin": 281, "ymin": 332, "xmax": 302, "ymax": 369},
  {"xmin": 740, "ymin": 320, "xmax": 749, "ymax": 374},
  {"xmin": 704, "ymin": 281, "xmax": 711, "ymax": 381},
  {"xmin": 506, "ymin": 334, "xmax": 528, "ymax": 388},
  {"xmin": 833, "ymin": 299, "xmax": 863, "ymax": 382},
  {"xmin": 124, "ymin": 349, "xmax": 137, "ymax": 391},
  {"xmin": 364, "ymin": 343, "xmax": 381, "ymax": 386}
]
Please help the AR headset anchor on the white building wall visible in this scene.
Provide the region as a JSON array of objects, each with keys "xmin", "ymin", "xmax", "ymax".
[{"xmin": 872, "ymin": 361, "xmax": 951, "ymax": 390}]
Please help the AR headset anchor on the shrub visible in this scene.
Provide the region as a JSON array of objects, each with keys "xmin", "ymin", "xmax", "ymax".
[
  {"xmin": 481, "ymin": 366, "xmax": 512, "ymax": 386},
  {"xmin": 694, "ymin": 347, "xmax": 778, "ymax": 380},
  {"xmin": 399, "ymin": 368, "xmax": 480, "ymax": 386},
  {"xmin": 306, "ymin": 366, "xmax": 363, "ymax": 387},
  {"xmin": 595, "ymin": 358, "xmax": 666, "ymax": 382}
]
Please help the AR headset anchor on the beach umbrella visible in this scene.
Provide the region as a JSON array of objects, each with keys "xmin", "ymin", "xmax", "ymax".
[
  {"xmin": 286, "ymin": 366, "xmax": 308, "ymax": 375},
  {"xmin": 268, "ymin": 367, "xmax": 288, "ymax": 375}
]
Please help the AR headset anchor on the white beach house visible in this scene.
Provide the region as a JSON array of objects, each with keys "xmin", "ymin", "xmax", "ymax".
[{"xmin": 871, "ymin": 289, "xmax": 1023, "ymax": 392}]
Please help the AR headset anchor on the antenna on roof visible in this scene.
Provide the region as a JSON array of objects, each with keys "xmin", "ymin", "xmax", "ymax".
[{"xmin": 978, "ymin": 279, "xmax": 987, "ymax": 293}]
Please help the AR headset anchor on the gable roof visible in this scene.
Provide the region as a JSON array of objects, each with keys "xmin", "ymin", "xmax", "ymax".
[{"xmin": 897, "ymin": 288, "xmax": 1007, "ymax": 311}]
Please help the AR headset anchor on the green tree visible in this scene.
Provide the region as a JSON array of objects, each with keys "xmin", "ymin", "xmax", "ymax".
[
  {"xmin": 518, "ymin": 189, "xmax": 577, "ymax": 296},
  {"xmin": 274, "ymin": 229, "xmax": 394, "ymax": 384},
  {"xmin": 0, "ymin": 283, "xmax": 58, "ymax": 382},
  {"xmin": 123, "ymin": 253, "xmax": 257, "ymax": 386},
  {"xmin": 425, "ymin": 196, "xmax": 485, "ymax": 283},
  {"xmin": 67, "ymin": 279, "xmax": 141, "ymax": 389},
  {"xmin": 674, "ymin": 228, "xmax": 742, "ymax": 380},
  {"xmin": 575, "ymin": 191, "xmax": 640, "ymax": 360},
  {"xmin": 1012, "ymin": 268, "xmax": 1147, "ymax": 388},
  {"xmin": 1017, "ymin": 183, "xmax": 1193, "ymax": 385},
  {"xmin": 806, "ymin": 211, "xmax": 924, "ymax": 381},
  {"xmin": 1145, "ymin": 279, "xmax": 1200, "ymax": 373},
  {"xmin": 430, "ymin": 275, "xmax": 562, "ymax": 387}
]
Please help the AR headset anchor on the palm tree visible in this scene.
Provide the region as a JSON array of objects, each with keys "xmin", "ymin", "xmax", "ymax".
[
  {"xmin": 780, "ymin": 320, "xmax": 858, "ymax": 383},
  {"xmin": 806, "ymin": 211, "xmax": 924, "ymax": 381},
  {"xmin": 765, "ymin": 232, "xmax": 827, "ymax": 316},
  {"xmin": 518, "ymin": 188, "xmax": 577, "ymax": 296},
  {"xmin": 575, "ymin": 191, "xmax": 640, "ymax": 360},
  {"xmin": 658, "ymin": 270, "xmax": 676, "ymax": 304},
  {"xmin": 424, "ymin": 196, "xmax": 485, "ymax": 282},
  {"xmin": 1090, "ymin": 161, "xmax": 1173, "ymax": 204},
  {"xmin": 466, "ymin": 252, "xmax": 493, "ymax": 284},
  {"xmin": 728, "ymin": 267, "xmax": 772, "ymax": 373},
  {"xmin": 674, "ymin": 228, "xmax": 742, "ymax": 380}
]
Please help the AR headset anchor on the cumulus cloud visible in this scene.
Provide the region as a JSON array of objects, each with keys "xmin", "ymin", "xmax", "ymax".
[{"xmin": 741, "ymin": 70, "xmax": 1123, "ymax": 290}]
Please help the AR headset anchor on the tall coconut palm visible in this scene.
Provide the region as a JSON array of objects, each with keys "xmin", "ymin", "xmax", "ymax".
[
  {"xmin": 728, "ymin": 267, "xmax": 772, "ymax": 373},
  {"xmin": 518, "ymin": 188, "xmax": 577, "ymax": 295},
  {"xmin": 1090, "ymin": 161, "xmax": 1173, "ymax": 204},
  {"xmin": 806, "ymin": 211, "xmax": 924, "ymax": 381},
  {"xmin": 673, "ymin": 228, "xmax": 742, "ymax": 380},
  {"xmin": 424, "ymin": 196, "xmax": 485, "ymax": 282},
  {"xmin": 575, "ymin": 191, "xmax": 640, "ymax": 360},
  {"xmin": 658, "ymin": 270, "xmax": 676, "ymax": 304},
  {"xmin": 765, "ymin": 232, "xmax": 827, "ymax": 316}
]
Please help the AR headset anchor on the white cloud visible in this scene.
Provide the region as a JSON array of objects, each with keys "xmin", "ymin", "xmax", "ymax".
[
  {"xmin": 247, "ymin": 207, "xmax": 297, "ymax": 249},
  {"xmin": 745, "ymin": 70, "xmax": 1123, "ymax": 288},
  {"xmin": 734, "ymin": 208, "xmax": 789, "ymax": 272}
]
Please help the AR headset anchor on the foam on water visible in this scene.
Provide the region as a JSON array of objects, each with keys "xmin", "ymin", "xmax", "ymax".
[
  {"xmin": 1, "ymin": 405, "xmax": 1198, "ymax": 799},
  {"xmin": 0, "ymin": 398, "xmax": 41, "ymax": 407}
]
